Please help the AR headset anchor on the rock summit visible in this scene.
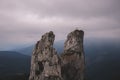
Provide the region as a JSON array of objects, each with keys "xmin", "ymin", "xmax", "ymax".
[{"xmin": 29, "ymin": 30, "xmax": 85, "ymax": 80}]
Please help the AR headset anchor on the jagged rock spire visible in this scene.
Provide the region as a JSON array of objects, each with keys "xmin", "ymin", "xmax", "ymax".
[
  {"xmin": 29, "ymin": 29, "xmax": 85, "ymax": 80},
  {"xmin": 64, "ymin": 29, "xmax": 84, "ymax": 54},
  {"xmin": 29, "ymin": 31, "xmax": 62, "ymax": 80},
  {"xmin": 61, "ymin": 29, "xmax": 85, "ymax": 80}
]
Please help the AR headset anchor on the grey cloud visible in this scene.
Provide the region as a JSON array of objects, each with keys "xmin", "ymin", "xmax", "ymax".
[
  {"xmin": 1, "ymin": 0, "xmax": 120, "ymax": 18},
  {"xmin": 0, "ymin": 0, "xmax": 120, "ymax": 50},
  {"xmin": 23, "ymin": 0, "xmax": 120, "ymax": 18}
]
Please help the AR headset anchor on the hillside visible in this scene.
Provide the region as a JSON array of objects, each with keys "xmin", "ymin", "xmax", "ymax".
[{"xmin": 0, "ymin": 51, "xmax": 31, "ymax": 80}]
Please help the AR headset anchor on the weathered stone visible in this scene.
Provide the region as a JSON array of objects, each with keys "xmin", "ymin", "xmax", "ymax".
[
  {"xmin": 61, "ymin": 30, "xmax": 85, "ymax": 80},
  {"xmin": 29, "ymin": 31, "xmax": 62, "ymax": 80},
  {"xmin": 29, "ymin": 29, "xmax": 85, "ymax": 80}
]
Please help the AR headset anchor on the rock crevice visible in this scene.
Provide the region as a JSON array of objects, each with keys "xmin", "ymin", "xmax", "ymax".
[{"xmin": 29, "ymin": 30, "xmax": 85, "ymax": 80}]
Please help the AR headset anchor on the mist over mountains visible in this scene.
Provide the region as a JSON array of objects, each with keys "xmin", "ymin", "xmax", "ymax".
[
  {"xmin": 0, "ymin": 0, "xmax": 120, "ymax": 80},
  {"xmin": 15, "ymin": 38, "xmax": 120, "ymax": 56},
  {"xmin": 20, "ymin": 38, "xmax": 120, "ymax": 80},
  {"xmin": 0, "ymin": 38, "xmax": 120, "ymax": 80}
]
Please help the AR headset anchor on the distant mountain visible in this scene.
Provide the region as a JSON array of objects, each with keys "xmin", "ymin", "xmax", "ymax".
[
  {"xmin": 15, "ymin": 45, "xmax": 34, "ymax": 56},
  {"xmin": 0, "ymin": 51, "xmax": 31, "ymax": 77},
  {"xmin": 13, "ymin": 39, "xmax": 120, "ymax": 80},
  {"xmin": 15, "ymin": 40, "xmax": 64, "ymax": 56},
  {"xmin": 84, "ymin": 39, "xmax": 120, "ymax": 80},
  {"xmin": 85, "ymin": 51, "xmax": 120, "ymax": 80}
]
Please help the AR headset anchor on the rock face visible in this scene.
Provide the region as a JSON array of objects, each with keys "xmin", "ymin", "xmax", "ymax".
[
  {"xmin": 61, "ymin": 30, "xmax": 85, "ymax": 80},
  {"xmin": 29, "ymin": 30, "xmax": 85, "ymax": 80},
  {"xmin": 29, "ymin": 31, "xmax": 62, "ymax": 80}
]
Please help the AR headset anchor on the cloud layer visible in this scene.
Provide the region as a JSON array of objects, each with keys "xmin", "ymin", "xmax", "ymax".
[{"xmin": 0, "ymin": 0, "xmax": 120, "ymax": 50}]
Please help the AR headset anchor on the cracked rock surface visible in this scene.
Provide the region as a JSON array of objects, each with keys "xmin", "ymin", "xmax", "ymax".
[
  {"xmin": 29, "ymin": 30, "xmax": 85, "ymax": 80},
  {"xmin": 29, "ymin": 31, "xmax": 62, "ymax": 80},
  {"xmin": 61, "ymin": 30, "xmax": 85, "ymax": 80}
]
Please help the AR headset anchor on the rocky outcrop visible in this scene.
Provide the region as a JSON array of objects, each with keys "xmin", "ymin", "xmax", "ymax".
[
  {"xmin": 29, "ymin": 30, "xmax": 85, "ymax": 80},
  {"xmin": 29, "ymin": 31, "xmax": 62, "ymax": 80},
  {"xmin": 61, "ymin": 30, "xmax": 85, "ymax": 80}
]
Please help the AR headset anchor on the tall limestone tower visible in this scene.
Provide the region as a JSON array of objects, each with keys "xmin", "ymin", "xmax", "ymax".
[
  {"xmin": 29, "ymin": 31, "xmax": 62, "ymax": 80},
  {"xmin": 29, "ymin": 29, "xmax": 85, "ymax": 80},
  {"xmin": 61, "ymin": 30, "xmax": 85, "ymax": 80}
]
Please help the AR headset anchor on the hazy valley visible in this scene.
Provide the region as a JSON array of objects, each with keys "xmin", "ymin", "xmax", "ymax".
[{"xmin": 0, "ymin": 38, "xmax": 120, "ymax": 80}]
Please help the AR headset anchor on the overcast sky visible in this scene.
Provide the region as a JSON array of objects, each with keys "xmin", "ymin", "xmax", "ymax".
[{"xmin": 0, "ymin": 0, "xmax": 120, "ymax": 50}]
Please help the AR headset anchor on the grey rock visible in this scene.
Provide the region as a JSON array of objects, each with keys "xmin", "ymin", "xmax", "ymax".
[
  {"xmin": 29, "ymin": 29, "xmax": 85, "ymax": 80},
  {"xmin": 29, "ymin": 31, "xmax": 62, "ymax": 80},
  {"xmin": 61, "ymin": 30, "xmax": 85, "ymax": 80}
]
